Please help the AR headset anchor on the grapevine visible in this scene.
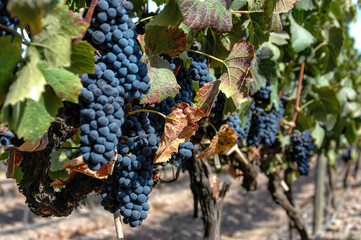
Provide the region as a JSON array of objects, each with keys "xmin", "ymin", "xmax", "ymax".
[{"xmin": 0, "ymin": 0, "xmax": 360, "ymax": 239}]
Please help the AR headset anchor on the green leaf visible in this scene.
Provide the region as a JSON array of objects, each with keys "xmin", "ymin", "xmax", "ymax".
[
  {"xmin": 8, "ymin": 0, "xmax": 58, "ymax": 34},
  {"xmin": 17, "ymin": 97, "xmax": 55, "ymax": 142},
  {"xmin": 345, "ymin": 120, "xmax": 357, "ymax": 144},
  {"xmin": 34, "ymin": 5, "xmax": 88, "ymax": 68},
  {"xmin": 42, "ymin": 33, "xmax": 71, "ymax": 68},
  {"xmin": 50, "ymin": 150, "xmax": 69, "ymax": 171},
  {"xmin": 42, "ymin": 87, "xmax": 63, "ymax": 117},
  {"xmin": 231, "ymin": 0, "xmax": 247, "ymax": 10},
  {"xmin": 288, "ymin": 13, "xmax": 315, "ymax": 53},
  {"xmin": 144, "ymin": 25, "xmax": 187, "ymax": 57},
  {"xmin": 148, "ymin": 0, "xmax": 183, "ymax": 26},
  {"xmin": 14, "ymin": 165, "xmax": 24, "ymax": 183},
  {"xmin": 0, "ymin": 36, "xmax": 22, "ymax": 105},
  {"xmin": 38, "ymin": 61, "xmax": 82, "ymax": 102},
  {"xmin": 48, "ymin": 169, "xmax": 68, "ymax": 180},
  {"xmin": 337, "ymin": 87, "xmax": 356, "ymax": 103},
  {"xmin": 178, "ymin": 0, "xmax": 233, "ymax": 33},
  {"xmin": 4, "ymin": 47, "xmax": 46, "ymax": 107},
  {"xmin": 247, "ymin": 0, "xmax": 299, "ymax": 13},
  {"xmin": 307, "ymin": 86, "xmax": 340, "ymax": 125},
  {"xmin": 219, "ymin": 40, "xmax": 255, "ymax": 98},
  {"xmin": 327, "ymin": 149, "xmax": 337, "ymax": 170},
  {"xmin": 236, "ymin": 99, "xmax": 253, "ymax": 127},
  {"xmin": 311, "ymin": 123, "xmax": 325, "ymax": 149},
  {"xmin": 0, "ymin": 151, "xmax": 9, "ymax": 161},
  {"xmin": 247, "ymin": 56, "xmax": 276, "ymax": 95},
  {"xmin": 295, "ymin": 0, "xmax": 316, "ymax": 10},
  {"xmin": 328, "ymin": 27, "xmax": 344, "ymax": 56},
  {"xmin": 195, "ymin": 80, "xmax": 221, "ymax": 116},
  {"xmin": 287, "ymin": 170, "xmax": 299, "ymax": 183},
  {"xmin": 274, "ymin": 0, "xmax": 300, "ymax": 13},
  {"xmin": 67, "ymin": 41, "xmax": 96, "ymax": 74},
  {"xmin": 247, "ymin": 61, "xmax": 265, "ymax": 95},
  {"xmin": 140, "ymin": 55, "xmax": 180, "ymax": 104},
  {"xmin": 248, "ymin": 15, "xmax": 270, "ymax": 50}
]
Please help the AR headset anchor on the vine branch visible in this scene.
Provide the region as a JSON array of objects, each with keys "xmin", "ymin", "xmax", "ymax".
[
  {"xmin": 287, "ymin": 62, "xmax": 305, "ymax": 135},
  {"xmin": 0, "ymin": 24, "xmax": 24, "ymax": 40}
]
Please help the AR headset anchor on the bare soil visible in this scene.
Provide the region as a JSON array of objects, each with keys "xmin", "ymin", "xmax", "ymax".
[{"xmin": 0, "ymin": 161, "xmax": 360, "ymax": 240}]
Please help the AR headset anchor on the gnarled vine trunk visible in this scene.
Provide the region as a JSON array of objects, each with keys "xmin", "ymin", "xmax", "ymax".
[
  {"xmin": 268, "ymin": 173, "xmax": 309, "ymax": 240},
  {"xmin": 186, "ymin": 145, "xmax": 230, "ymax": 240},
  {"xmin": 16, "ymin": 120, "xmax": 102, "ymax": 217}
]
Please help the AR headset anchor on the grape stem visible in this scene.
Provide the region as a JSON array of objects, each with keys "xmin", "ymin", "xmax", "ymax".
[
  {"xmin": 74, "ymin": 0, "xmax": 98, "ymax": 44},
  {"xmin": 287, "ymin": 62, "xmax": 305, "ymax": 135},
  {"xmin": 128, "ymin": 109, "xmax": 167, "ymax": 119},
  {"xmin": 135, "ymin": 15, "xmax": 155, "ymax": 24},
  {"xmin": 187, "ymin": 48, "xmax": 232, "ymax": 86},
  {"xmin": 187, "ymin": 49, "xmax": 224, "ymax": 66},
  {"xmin": 200, "ymin": 120, "xmax": 217, "ymax": 134},
  {"xmin": 0, "ymin": 24, "xmax": 24, "ymax": 40}
]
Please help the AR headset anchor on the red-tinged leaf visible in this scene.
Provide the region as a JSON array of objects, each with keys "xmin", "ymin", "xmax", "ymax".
[
  {"xmin": 178, "ymin": 0, "xmax": 233, "ymax": 33},
  {"xmin": 219, "ymin": 40, "xmax": 255, "ymax": 98},
  {"xmin": 154, "ymin": 103, "xmax": 205, "ymax": 163},
  {"xmin": 274, "ymin": 0, "xmax": 300, "ymax": 13},
  {"xmin": 197, "ymin": 124, "xmax": 238, "ymax": 159},
  {"xmin": 267, "ymin": 13, "xmax": 283, "ymax": 32},
  {"xmin": 144, "ymin": 25, "xmax": 187, "ymax": 57},
  {"xmin": 140, "ymin": 55, "xmax": 180, "ymax": 104},
  {"xmin": 195, "ymin": 80, "xmax": 221, "ymax": 116}
]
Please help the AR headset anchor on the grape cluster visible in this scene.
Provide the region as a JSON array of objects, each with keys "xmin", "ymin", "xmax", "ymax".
[
  {"xmin": 100, "ymin": 110, "xmax": 157, "ymax": 227},
  {"xmin": 79, "ymin": 0, "xmax": 151, "ymax": 170},
  {"xmin": 246, "ymin": 101, "xmax": 284, "ymax": 147},
  {"xmin": 286, "ymin": 130, "xmax": 314, "ymax": 176},
  {"xmin": 0, "ymin": 128, "xmax": 13, "ymax": 147},
  {"xmin": 79, "ymin": 64, "xmax": 125, "ymax": 171},
  {"xmin": 342, "ymin": 145, "xmax": 353, "ymax": 163},
  {"xmin": 246, "ymin": 84, "xmax": 284, "ymax": 147},
  {"xmin": 253, "ymin": 84, "xmax": 272, "ymax": 104},
  {"xmin": 135, "ymin": 12, "xmax": 156, "ymax": 35},
  {"xmin": 85, "ymin": 0, "xmax": 151, "ymax": 101},
  {"xmin": 189, "ymin": 53, "xmax": 213, "ymax": 88},
  {"xmin": 0, "ymin": 0, "xmax": 19, "ymax": 37},
  {"xmin": 62, "ymin": 101, "xmax": 81, "ymax": 128},
  {"xmin": 225, "ymin": 112, "xmax": 251, "ymax": 147}
]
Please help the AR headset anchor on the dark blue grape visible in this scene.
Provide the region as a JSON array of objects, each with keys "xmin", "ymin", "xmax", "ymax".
[{"xmin": 286, "ymin": 130, "xmax": 314, "ymax": 176}]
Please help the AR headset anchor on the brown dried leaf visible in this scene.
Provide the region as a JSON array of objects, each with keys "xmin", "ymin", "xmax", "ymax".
[
  {"xmin": 197, "ymin": 124, "xmax": 238, "ymax": 159},
  {"xmin": 16, "ymin": 134, "xmax": 49, "ymax": 152},
  {"xmin": 62, "ymin": 152, "xmax": 117, "ymax": 179},
  {"xmin": 154, "ymin": 102, "xmax": 205, "ymax": 163}
]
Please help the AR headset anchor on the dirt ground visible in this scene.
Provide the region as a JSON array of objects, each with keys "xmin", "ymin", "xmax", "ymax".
[{"xmin": 0, "ymin": 161, "xmax": 360, "ymax": 240}]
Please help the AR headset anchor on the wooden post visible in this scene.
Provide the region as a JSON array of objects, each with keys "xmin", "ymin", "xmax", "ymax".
[{"xmin": 313, "ymin": 154, "xmax": 326, "ymax": 235}]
